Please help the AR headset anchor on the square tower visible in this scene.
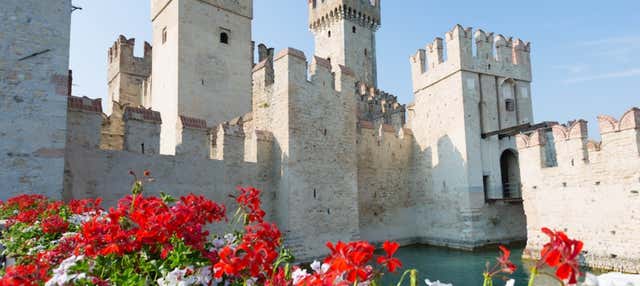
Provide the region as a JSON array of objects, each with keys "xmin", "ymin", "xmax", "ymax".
[
  {"xmin": 107, "ymin": 36, "xmax": 152, "ymax": 115},
  {"xmin": 309, "ymin": 0, "xmax": 381, "ymax": 86},
  {"xmin": 408, "ymin": 25, "xmax": 533, "ymax": 247},
  {"xmin": 151, "ymin": 0, "xmax": 253, "ymax": 154}
]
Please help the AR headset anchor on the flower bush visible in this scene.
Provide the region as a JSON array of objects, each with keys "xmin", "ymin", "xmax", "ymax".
[{"xmin": 0, "ymin": 172, "xmax": 405, "ymax": 286}]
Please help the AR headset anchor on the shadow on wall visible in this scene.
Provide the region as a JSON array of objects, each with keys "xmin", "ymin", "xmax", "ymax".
[{"xmin": 413, "ymin": 135, "xmax": 527, "ymax": 247}]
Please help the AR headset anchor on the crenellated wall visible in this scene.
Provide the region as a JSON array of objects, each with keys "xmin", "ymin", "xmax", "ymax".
[
  {"xmin": 356, "ymin": 121, "xmax": 416, "ymax": 244},
  {"xmin": 356, "ymin": 82, "xmax": 406, "ymax": 128},
  {"xmin": 410, "ymin": 25, "xmax": 531, "ymax": 94},
  {"xmin": 251, "ymin": 48, "xmax": 361, "ymax": 260},
  {"xmin": 408, "ymin": 25, "xmax": 530, "ymax": 249},
  {"xmin": 517, "ymin": 108, "xmax": 640, "ymax": 273},
  {"xmin": 64, "ymin": 96, "xmax": 274, "ymax": 223}
]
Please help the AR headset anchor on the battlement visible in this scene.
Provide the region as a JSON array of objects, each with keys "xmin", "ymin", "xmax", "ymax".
[
  {"xmin": 308, "ymin": 0, "xmax": 381, "ymax": 31},
  {"xmin": 517, "ymin": 107, "xmax": 640, "ymax": 169},
  {"xmin": 124, "ymin": 106, "xmax": 162, "ymax": 124},
  {"xmin": 356, "ymin": 82, "xmax": 406, "ymax": 127},
  {"xmin": 265, "ymin": 48, "xmax": 357, "ymax": 93},
  {"xmin": 410, "ymin": 25, "xmax": 531, "ymax": 92},
  {"xmin": 68, "ymin": 96, "xmax": 103, "ymax": 113},
  {"xmin": 358, "ymin": 120, "xmax": 412, "ymax": 138},
  {"xmin": 108, "ymin": 35, "xmax": 152, "ymax": 79},
  {"xmin": 66, "ymin": 95, "xmax": 260, "ymax": 161}
]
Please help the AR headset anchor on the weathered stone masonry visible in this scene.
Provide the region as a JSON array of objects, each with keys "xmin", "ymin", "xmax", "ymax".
[
  {"xmin": 1, "ymin": 0, "xmax": 72, "ymax": 200},
  {"xmin": 517, "ymin": 109, "xmax": 640, "ymax": 273}
]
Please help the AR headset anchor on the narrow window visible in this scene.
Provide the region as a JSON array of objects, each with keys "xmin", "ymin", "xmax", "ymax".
[
  {"xmin": 220, "ymin": 32, "xmax": 229, "ymax": 44},
  {"xmin": 162, "ymin": 27, "xmax": 167, "ymax": 44},
  {"xmin": 141, "ymin": 143, "xmax": 145, "ymax": 154},
  {"xmin": 328, "ymin": 30, "xmax": 331, "ymax": 38},
  {"xmin": 313, "ymin": 189, "xmax": 317, "ymax": 199},
  {"xmin": 483, "ymin": 176, "xmax": 490, "ymax": 201},
  {"xmin": 364, "ymin": 49, "xmax": 368, "ymax": 56},
  {"xmin": 505, "ymin": 99, "xmax": 515, "ymax": 112},
  {"xmin": 352, "ymin": 26, "xmax": 357, "ymax": 33}
]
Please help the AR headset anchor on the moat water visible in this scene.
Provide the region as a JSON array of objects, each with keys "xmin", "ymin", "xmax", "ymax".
[{"xmin": 380, "ymin": 243, "xmax": 577, "ymax": 286}]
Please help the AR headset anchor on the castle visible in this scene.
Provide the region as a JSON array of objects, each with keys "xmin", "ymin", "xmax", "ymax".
[{"xmin": 2, "ymin": 0, "xmax": 639, "ymax": 271}]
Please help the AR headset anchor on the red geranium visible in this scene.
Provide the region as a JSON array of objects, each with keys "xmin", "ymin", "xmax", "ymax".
[
  {"xmin": 41, "ymin": 215, "xmax": 69, "ymax": 234},
  {"xmin": 540, "ymin": 228, "xmax": 583, "ymax": 284},
  {"xmin": 377, "ymin": 241, "xmax": 402, "ymax": 273}
]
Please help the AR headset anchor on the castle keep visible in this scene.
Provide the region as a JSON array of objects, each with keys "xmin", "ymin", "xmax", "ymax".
[{"xmin": 2, "ymin": 0, "xmax": 639, "ymax": 271}]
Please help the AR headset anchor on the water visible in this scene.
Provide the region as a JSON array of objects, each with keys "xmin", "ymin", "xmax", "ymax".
[{"xmin": 381, "ymin": 243, "xmax": 541, "ymax": 286}]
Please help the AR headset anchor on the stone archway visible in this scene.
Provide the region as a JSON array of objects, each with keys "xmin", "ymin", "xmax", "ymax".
[{"xmin": 500, "ymin": 149, "xmax": 521, "ymax": 199}]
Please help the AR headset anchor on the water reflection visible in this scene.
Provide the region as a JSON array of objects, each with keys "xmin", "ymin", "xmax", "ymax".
[{"xmin": 381, "ymin": 243, "xmax": 575, "ymax": 286}]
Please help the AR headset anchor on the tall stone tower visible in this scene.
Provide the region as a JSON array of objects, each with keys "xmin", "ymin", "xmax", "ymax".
[
  {"xmin": 0, "ymin": 0, "xmax": 71, "ymax": 200},
  {"xmin": 408, "ymin": 25, "xmax": 533, "ymax": 248},
  {"xmin": 107, "ymin": 36, "xmax": 152, "ymax": 114},
  {"xmin": 150, "ymin": 0, "xmax": 253, "ymax": 154},
  {"xmin": 308, "ymin": 0, "xmax": 381, "ymax": 86}
]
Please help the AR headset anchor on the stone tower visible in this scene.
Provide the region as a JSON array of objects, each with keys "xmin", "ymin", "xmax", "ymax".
[
  {"xmin": 408, "ymin": 25, "xmax": 533, "ymax": 248},
  {"xmin": 308, "ymin": 0, "xmax": 381, "ymax": 86},
  {"xmin": 150, "ymin": 0, "xmax": 253, "ymax": 154},
  {"xmin": 0, "ymin": 0, "xmax": 71, "ymax": 201},
  {"xmin": 107, "ymin": 36, "xmax": 152, "ymax": 115}
]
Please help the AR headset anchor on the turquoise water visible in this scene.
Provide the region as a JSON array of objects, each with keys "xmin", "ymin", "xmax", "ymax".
[{"xmin": 381, "ymin": 243, "xmax": 534, "ymax": 286}]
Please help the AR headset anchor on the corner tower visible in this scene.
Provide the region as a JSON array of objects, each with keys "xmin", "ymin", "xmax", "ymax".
[
  {"xmin": 151, "ymin": 0, "xmax": 253, "ymax": 154},
  {"xmin": 309, "ymin": 0, "xmax": 380, "ymax": 86}
]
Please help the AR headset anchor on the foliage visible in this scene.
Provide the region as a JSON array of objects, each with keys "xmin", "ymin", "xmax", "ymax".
[{"xmin": 0, "ymin": 171, "xmax": 405, "ymax": 286}]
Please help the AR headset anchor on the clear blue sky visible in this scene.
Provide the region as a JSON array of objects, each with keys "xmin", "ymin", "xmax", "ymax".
[{"xmin": 69, "ymin": 0, "xmax": 639, "ymax": 138}]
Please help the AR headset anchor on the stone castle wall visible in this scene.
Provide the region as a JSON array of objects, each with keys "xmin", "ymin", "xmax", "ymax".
[
  {"xmin": 0, "ymin": 0, "xmax": 71, "ymax": 201},
  {"xmin": 357, "ymin": 122, "xmax": 416, "ymax": 244},
  {"xmin": 517, "ymin": 108, "xmax": 640, "ymax": 273},
  {"xmin": 64, "ymin": 96, "xmax": 275, "ymax": 224}
]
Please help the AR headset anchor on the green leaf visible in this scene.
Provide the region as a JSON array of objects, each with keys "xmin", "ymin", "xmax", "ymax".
[{"xmin": 160, "ymin": 192, "xmax": 177, "ymax": 204}]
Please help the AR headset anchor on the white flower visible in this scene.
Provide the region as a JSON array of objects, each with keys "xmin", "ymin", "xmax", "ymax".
[
  {"xmin": 246, "ymin": 277, "xmax": 258, "ymax": 286},
  {"xmin": 292, "ymin": 268, "xmax": 310, "ymax": 284},
  {"xmin": 193, "ymin": 267, "xmax": 213, "ymax": 285},
  {"xmin": 310, "ymin": 260, "xmax": 322, "ymax": 273},
  {"xmin": 321, "ymin": 263, "xmax": 330, "ymax": 274},
  {"xmin": 212, "ymin": 237, "xmax": 226, "ymax": 249},
  {"xmin": 505, "ymin": 279, "xmax": 515, "ymax": 286},
  {"xmin": 587, "ymin": 272, "xmax": 640, "ymax": 286},
  {"xmin": 45, "ymin": 255, "xmax": 85, "ymax": 286},
  {"xmin": 224, "ymin": 233, "xmax": 236, "ymax": 246},
  {"xmin": 425, "ymin": 278, "xmax": 453, "ymax": 286}
]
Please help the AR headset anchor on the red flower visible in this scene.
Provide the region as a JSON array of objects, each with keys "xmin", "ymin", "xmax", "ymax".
[
  {"xmin": 324, "ymin": 241, "xmax": 376, "ymax": 283},
  {"xmin": 497, "ymin": 245, "xmax": 517, "ymax": 274},
  {"xmin": 540, "ymin": 228, "xmax": 584, "ymax": 284},
  {"xmin": 236, "ymin": 187, "xmax": 266, "ymax": 224},
  {"xmin": 376, "ymin": 241, "xmax": 402, "ymax": 273},
  {"xmin": 41, "ymin": 215, "xmax": 69, "ymax": 234},
  {"xmin": 0, "ymin": 264, "xmax": 48, "ymax": 286},
  {"xmin": 69, "ymin": 198, "xmax": 103, "ymax": 214}
]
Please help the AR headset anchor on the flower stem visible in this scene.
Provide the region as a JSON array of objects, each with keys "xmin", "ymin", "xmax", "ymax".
[
  {"xmin": 528, "ymin": 267, "xmax": 537, "ymax": 286},
  {"xmin": 483, "ymin": 273, "xmax": 493, "ymax": 286}
]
